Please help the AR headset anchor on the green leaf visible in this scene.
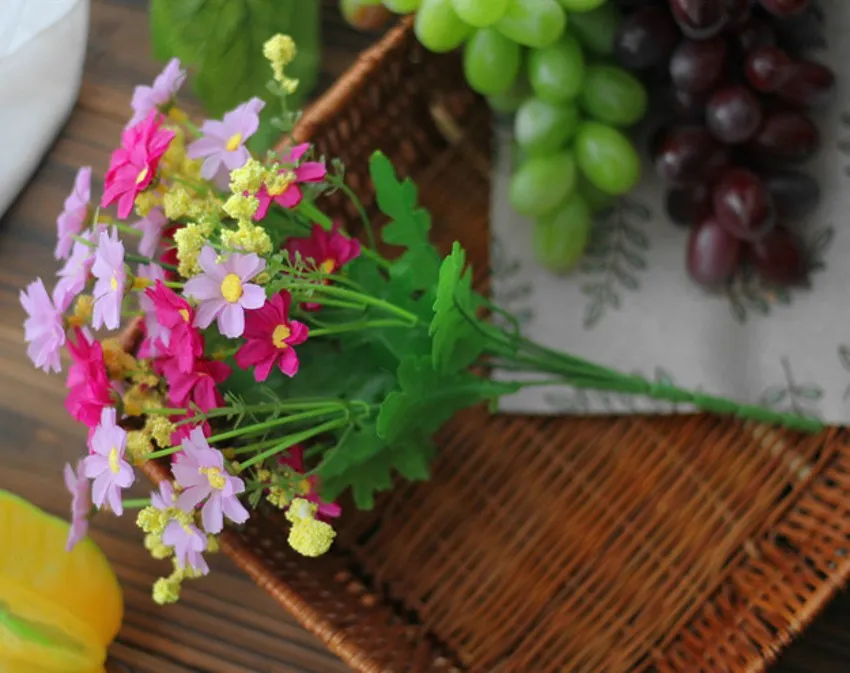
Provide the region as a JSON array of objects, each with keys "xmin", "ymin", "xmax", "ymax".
[
  {"xmin": 377, "ymin": 356, "xmax": 519, "ymax": 443},
  {"xmin": 149, "ymin": 0, "xmax": 319, "ymax": 117},
  {"xmin": 430, "ymin": 243, "xmax": 488, "ymax": 374}
]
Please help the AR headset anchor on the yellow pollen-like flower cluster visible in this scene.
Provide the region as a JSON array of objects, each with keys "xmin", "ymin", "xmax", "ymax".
[
  {"xmin": 152, "ymin": 576, "xmax": 181, "ymax": 605},
  {"xmin": 266, "ymin": 486, "xmax": 291, "ymax": 510},
  {"xmin": 220, "ymin": 221, "xmax": 272, "ymax": 255},
  {"xmin": 102, "ymin": 338, "xmax": 137, "ymax": 379},
  {"xmin": 145, "ymin": 415, "xmax": 177, "ymax": 448},
  {"xmin": 229, "ymin": 159, "xmax": 266, "ymax": 194},
  {"xmin": 263, "ymin": 34, "xmax": 297, "ymax": 87},
  {"xmin": 285, "ymin": 498, "xmax": 336, "ymax": 557},
  {"xmin": 144, "ymin": 532, "xmax": 172, "ymax": 560},
  {"xmin": 163, "ymin": 184, "xmax": 193, "ymax": 220},
  {"xmin": 174, "ymin": 222, "xmax": 207, "ymax": 277},
  {"xmin": 126, "ymin": 430, "xmax": 153, "ymax": 464},
  {"xmin": 134, "ymin": 190, "xmax": 162, "ymax": 217},
  {"xmin": 222, "ymin": 193, "xmax": 259, "ymax": 221},
  {"xmin": 67, "ymin": 294, "xmax": 93, "ymax": 327},
  {"xmin": 137, "ymin": 507, "xmax": 167, "ymax": 536},
  {"xmin": 123, "ymin": 384, "xmax": 162, "ymax": 417},
  {"xmin": 206, "ymin": 535, "xmax": 220, "ymax": 554},
  {"xmin": 264, "ymin": 169, "xmax": 295, "ymax": 197},
  {"xmin": 161, "ymin": 126, "xmax": 187, "ymax": 173}
]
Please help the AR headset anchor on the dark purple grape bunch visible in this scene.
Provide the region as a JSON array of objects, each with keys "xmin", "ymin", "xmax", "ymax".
[{"xmin": 614, "ymin": 0, "xmax": 833, "ymax": 289}]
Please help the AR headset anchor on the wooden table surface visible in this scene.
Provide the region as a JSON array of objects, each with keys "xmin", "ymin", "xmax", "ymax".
[{"xmin": 0, "ymin": 1, "xmax": 846, "ymax": 671}]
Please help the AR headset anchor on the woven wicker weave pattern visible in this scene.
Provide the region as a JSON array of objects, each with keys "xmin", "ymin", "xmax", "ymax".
[{"xmin": 140, "ymin": 21, "xmax": 850, "ymax": 673}]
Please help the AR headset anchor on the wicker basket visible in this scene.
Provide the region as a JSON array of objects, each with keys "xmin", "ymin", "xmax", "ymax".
[{"xmin": 141, "ymin": 20, "xmax": 850, "ymax": 673}]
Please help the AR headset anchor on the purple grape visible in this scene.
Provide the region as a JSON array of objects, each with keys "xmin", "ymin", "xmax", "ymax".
[
  {"xmin": 747, "ymin": 226, "xmax": 807, "ymax": 285},
  {"xmin": 666, "ymin": 183, "xmax": 712, "ymax": 226},
  {"xmin": 745, "ymin": 46, "xmax": 794, "ymax": 92},
  {"xmin": 712, "ymin": 167, "xmax": 775, "ymax": 241},
  {"xmin": 763, "ymin": 169, "xmax": 821, "ymax": 219},
  {"xmin": 652, "ymin": 125, "xmax": 729, "ymax": 184},
  {"xmin": 751, "ymin": 110, "xmax": 820, "ymax": 163},
  {"xmin": 670, "ymin": 37, "xmax": 727, "ymax": 92},
  {"xmin": 736, "ymin": 17, "xmax": 777, "ymax": 52},
  {"xmin": 615, "ymin": 6, "xmax": 680, "ymax": 70},
  {"xmin": 777, "ymin": 60, "xmax": 836, "ymax": 108},
  {"xmin": 706, "ymin": 85, "xmax": 763, "ymax": 144},
  {"xmin": 758, "ymin": 0, "xmax": 813, "ymax": 17},
  {"xmin": 687, "ymin": 215, "xmax": 743, "ymax": 287},
  {"xmin": 669, "ymin": 0, "xmax": 728, "ymax": 39}
]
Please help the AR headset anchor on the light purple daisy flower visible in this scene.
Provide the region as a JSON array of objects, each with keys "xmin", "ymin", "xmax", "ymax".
[
  {"xmin": 56, "ymin": 230, "xmax": 95, "ymax": 301},
  {"xmin": 137, "ymin": 263, "xmax": 170, "ymax": 357},
  {"xmin": 20, "ymin": 278, "xmax": 70, "ymax": 373},
  {"xmin": 132, "ymin": 207, "xmax": 167, "ymax": 258},
  {"xmin": 150, "ymin": 480, "xmax": 209, "ymax": 575},
  {"xmin": 55, "ymin": 167, "xmax": 92, "ymax": 260},
  {"xmin": 91, "ymin": 227, "xmax": 126, "ymax": 331},
  {"xmin": 172, "ymin": 426, "xmax": 249, "ymax": 534},
  {"xmin": 64, "ymin": 461, "xmax": 91, "ymax": 551},
  {"xmin": 82, "ymin": 407, "xmax": 135, "ymax": 516},
  {"xmin": 183, "ymin": 246, "xmax": 266, "ymax": 339},
  {"xmin": 128, "ymin": 58, "xmax": 187, "ymax": 127},
  {"xmin": 186, "ymin": 97, "xmax": 265, "ymax": 184}
]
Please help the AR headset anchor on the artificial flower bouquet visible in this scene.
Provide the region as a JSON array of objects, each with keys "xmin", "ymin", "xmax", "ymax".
[{"xmin": 20, "ymin": 35, "xmax": 822, "ymax": 605}]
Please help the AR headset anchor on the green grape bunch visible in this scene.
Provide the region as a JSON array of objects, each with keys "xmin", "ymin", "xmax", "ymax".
[{"xmin": 340, "ymin": 0, "xmax": 650, "ymax": 274}]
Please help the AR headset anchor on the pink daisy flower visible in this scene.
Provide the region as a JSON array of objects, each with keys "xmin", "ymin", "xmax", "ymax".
[
  {"xmin": 143, "ymin": 279, "xmax": 203, "ymax": 370},
  {"xmin": 102, "ymin": 110, "xmax": 175, "ymax": 219},
  {"xmin": 278, "ymin": 445, "xmax": 342, "ymax": 522},
  {"xmin": 128, "ymin": 58, "xmax": 187, "ymax": 127},
  {"xmin": 136, "ymin": 264, "xmax": 169, "ymax": 358},
  {"xmin": 169, "ymin": 415, "xmax": 212, "ymax": 448},
  {"xmin": 151, "ymin": 480, "xmax": 209, "ymax": 575},
  {"xmin": 63, "ymin": 460, "xmax": 92, "ymax": 551},
  {"xmin": 56, "ymin": 230, "xmax": 95, "ymax": 301},
  {"xmin": 65, "ymin": 328, "xmax": 114, "ymax": 427},
  {"xmin": 132, "ymin": 207, "xmax": 167, "ymax": 258},
  {"xmin": 91, "ymin": 227, "xmax": 127, "ymax": 331},
  {"xmin": 21, "ymin": 278, "xmax": 71, "ymax": 374},
  {"xmin": 162, "ymin": 357, "xmax": 230, "ymax": 413},
  {"xmin": 254, "ymin": 144, "xmax": 327, "ymax": 220},
  {"xmin": 235, "ymin": 291, "xmax": 308, "ymax": 382},
  {"xmin": 183, "ymin": 246, "xmax": 266, "ymax": 339},
  {"xmin": 172, "ymin": 427, "xmax": 249, "ymax": 534},
  {"xmin": 186, "ymin": 97, "xmax": 264, "ymax": 185},
  {"xmin": 82, "ymin": 407, "xmax": 135, "ymax": 516},
  {"xmin": 55, "ymin": 166, "xmax": 92, "ymax": 260}
]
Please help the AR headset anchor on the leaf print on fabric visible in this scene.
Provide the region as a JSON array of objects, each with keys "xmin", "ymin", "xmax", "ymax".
[
  {"xmin": 579, "ymin": 198, "xmax": 652, "ymax": 330},
  {"xmin": 725, "ymin": 225, "xmax": 834, "ymax": 323},
  {"xmin": 490, "ymin": 233, "xmax": 535, "ymax": 329},
  {"xmin": 759, "ymin": 357, "xmax": 823, "ymax": 419},
  {"xmin": 839, "ymin": 345, "xmax": 850, "ymax": 400}
]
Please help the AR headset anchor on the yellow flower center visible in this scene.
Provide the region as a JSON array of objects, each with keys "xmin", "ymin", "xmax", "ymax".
[
  {"xmin": 320, "ymin": 259, "xmax": 336, "ymax": 274},
  {"xmin": 110, "ymin": 274, "xmax": 119, "ymax": 291},
  {"xmin": 199, "ymin": 466, "xmax": 227, "ymax": 491},
  {"xmin": 108, "ymin": 447, "xmax": 121, "ymax": 475},
  {"xmin": 220, "ymin": 273, "xmax": 243, "ymax": 303},
  {"xmin": 178, "ymin": 308, "xmax": 190, "ymax": 322},
  {"xmin": 265, "ymin": 171, "xmax": 295, "ymax": 197},
  {"xmin": 225, "ymin": 132, "xmax": 243, "ymax": 152},
  {"xmin": 136, "ymin": 166, "xmax": 149, "ymax": 185},
  {"xmin": 272, "ymin": 324, "xmax": 291, "ymax": 349}
]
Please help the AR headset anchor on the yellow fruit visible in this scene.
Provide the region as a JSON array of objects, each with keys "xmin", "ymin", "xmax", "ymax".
[{"xmin": 0, "ymin": 490, "xmax": 123, "ymax": 672}]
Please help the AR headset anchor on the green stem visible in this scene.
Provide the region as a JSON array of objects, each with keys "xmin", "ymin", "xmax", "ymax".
[
  {"xmin": 170, "ymin": 174, "xmax": 209, "ymax": 195},
  {"xmin": 144, "ymin": 407, "xmax": 188, "ymax": 416},
  {"xmin": 312, "ymin": 284, "xmax": 419, "ymax": 325},
  {"xmin": 122, "ymin": 498, "xmax": 151, "ymax": 510},
  {"xmin": 339, "ymin": 182, "xmax": 376, "ymax": 250},
  {"xmin": 236, "ymin": 418, "xmax": 349, "ymax": 472},
  {"xmin": 309, "ymin": 319, "xmax": 410, "ymax": 337}
]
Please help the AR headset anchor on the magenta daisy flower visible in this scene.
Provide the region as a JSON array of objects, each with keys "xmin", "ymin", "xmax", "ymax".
[
  {"xmin": 21, "ymin": 278, "xmax": 70, "ymax": 374},
  {"xmin": 55, "ymin": 166, "xmax": 92, "ymax": 260},
  {"xmin": 172, "ymin": 427, "xmax": 249, "ymax": 534},
  {"xmin": 82, "ymin": 407, "xmax": 135, "ymax": 516},
  {"xmin": 183, "ymin": 246, "xmax": 266, "ymax": 338},
  {"xmin": 254, "ymin": 144, "xmax": 327, "ymax": 220},
  {"xmin": 143, "ymin": 280, "xmax": 203, "ymax": 370},
  {"xmin": 235, "ymin": 291, "xmax": 308, "ymax": 382},
  {"xmin": 161, "ymin": 356, "xmax": 230, "ymax": 413},
  {"xmin": 186, "ymin": 97, "xmax": 265, "ymax": 184},
  {"xmin": 65, "ymin": 329, "xmax": 114, "ymax": 427},
  {"xmin": 102, "ymin": 110, "xmax": 175, "ymax": 219},
  {"xmin": 91, "ymin": 228, "xmax": 126, "ymax": 331},
  {"xmin": 64, "ymin": 460, "xmax": 92, "ymax": 551},
  {"xmin": 136, "ymin": 264, "xmax": 170, "ymax": 358},
  {"xmin": 56, "ymin": 230, "xmax": 95, "ymax": 301},
  {"xmin": 128, "ymin": 58, "xmax": 187, "ymax": 127},
  {"xmin": 132, "ymin": 207, "xmax": 167, "ymax": 258}
]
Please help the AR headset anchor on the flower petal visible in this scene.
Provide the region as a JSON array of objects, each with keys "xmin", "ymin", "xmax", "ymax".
[{"xmin": 217, "ymin": 302, "xmax": 245, "ymax": 338}]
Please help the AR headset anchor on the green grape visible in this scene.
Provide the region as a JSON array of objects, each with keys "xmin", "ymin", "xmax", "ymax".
[
  {"xmin": 533, "ymin": 192, "xmax": 592, "ymax": 273},
  {"xmin": 464, "ymin": 28, "xmax": 522, "ymax": 95},
  {"xmin": 577, "ymin": 174, "xmax": 614, "ymax": 212},
  {"xmin": 341, "ymin": 0, "xmax": 393, "ymax": 30},
  {"xmin": 495, "ymin": 0, "xmax": 567, "ymax": 49},
  {"xmin": 567, "ymin": 4, "xmax": 621, "ymax": 56},
  {"xmin": 508, "ymin": 151, "xmax": 577, "ymax": 217},
  {"xmin": 451, "ymin": 0, "xmax": 508, "ymax": 26},
  {"xmin": 574, "ymin": 121, "xmax": 640, "ymax": 195},
  {"xmin": 514, "ymin": 97, "xmax": 580, "ymax": 155},
  {"xmin": 487, "ymin": 72, "xmax": 532, "ymax": 112},
  {"xmin": 528, "ymin": 33, "xmax": 585, "ymax": 103},
  {"xmin": 579, "ymin": 65, "xmax": 647, "ymax": 127},
  {"xmin": 554, "ymin": 0, "xmax": 607, "ymax": 10},
  {"xmin": 414, "ymin": 0, "xmax": 473, "ymax": 53},
  {"xmin": 383, "ymin": 0, "xmax": 422, "ymax": 11}
]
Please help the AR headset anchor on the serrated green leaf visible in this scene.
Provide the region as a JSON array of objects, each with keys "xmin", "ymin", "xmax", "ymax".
[
  {"xmin": 430, "ymin": 243, "xmax": 487, "ymax": 374},
  {"xmin": 149, "ymin": 0, "xmax": 319, "ymax": 117}
]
